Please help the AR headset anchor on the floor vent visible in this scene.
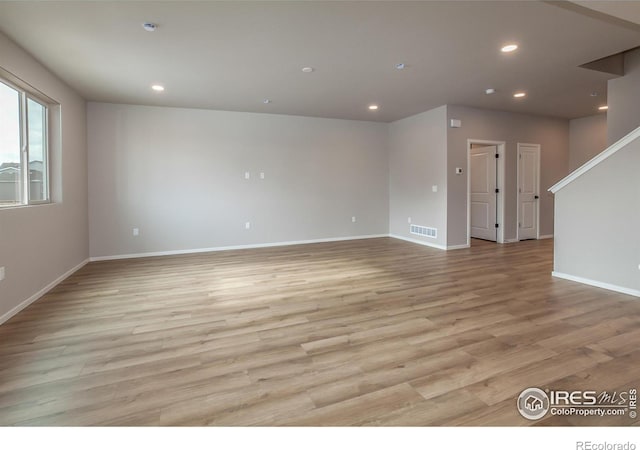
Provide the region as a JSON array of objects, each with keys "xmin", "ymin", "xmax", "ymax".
[{"xmin": 410, "ymin": 224, "xmax": 437, "ymax": 239}]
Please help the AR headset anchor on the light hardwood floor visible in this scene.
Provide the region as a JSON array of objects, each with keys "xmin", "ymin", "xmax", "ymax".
[{"xmin": 0, "ymin": 237, "xmax": 639, "ymax": 426}]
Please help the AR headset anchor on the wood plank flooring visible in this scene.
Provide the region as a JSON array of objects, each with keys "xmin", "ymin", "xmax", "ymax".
[{"xmin": 1, "ymin": 237, "xmax": 639, "ymax": 426}]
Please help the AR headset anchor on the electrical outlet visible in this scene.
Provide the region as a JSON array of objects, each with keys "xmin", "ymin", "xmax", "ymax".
[
  {"xmin": 260, "ymin": 172, "xmax": 265, "ymax": 179},
  {"xmin": 245, "ymin": 222, "xmax": 251, "ymax": 230},
  {"xmin": 408, "ymin": 217, "xmax": 412, "ymax": 224},
  {"xmin": 432, "ymin": 185, "xmax": 438, "ymax": 193},
  {"xmin": 0, "ymin": 266, "xmax": 5, "ymax": 281},
  {"xmin": 132, "ymin": 228, "xmax": 139, "ymax": 236},
  {"xmin": 351, "ymin": 216, "xmax": 356, "ymax": 223},
  {"xmin": 244, "ymin": 171, "xmax": 250, "ymax": 179}
]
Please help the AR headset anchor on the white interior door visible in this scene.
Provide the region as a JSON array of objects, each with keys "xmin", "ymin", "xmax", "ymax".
[
  {"xmin": 470, "ymin": 145, "xmax": 497, "ymax": 241},
  {"xmin": 518, "ymin": 144, "xmax": 540, "ymax": 240}
]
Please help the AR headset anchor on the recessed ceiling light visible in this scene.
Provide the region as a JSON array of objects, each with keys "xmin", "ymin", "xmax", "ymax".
[
  {"xmin": 598, "ymin": 105, "xmax": 608, "ymax": 110},
  {"xmin": 485, "ymin": 88, "xmax": 496, "ymax": 95},
  {"xmin": 368, "ymin": 105, "xmax": 379, "ymax": 111},
  {"xmin": 302, "ymin": 67, "xmax": 314, "ymax": 73},
  {"xmin": 263, "ymin": 99, "xmax": 272, "ymax": 104},
  {"xmin": 513, "ymin": 92, "xmax": 526, "ymax": 98},
  {"xmin": 142, "ymin": 23, "xmax": 157, "ymax": 32},
  {"xmin": 151, "ymin": 84, "xmax": 164, "ymax": 92},
  {"xmin": 395, "ymin": 63, "xmax": 405, "ymax": 70},
  {"xmin": 501, "ymin": 44, "xmax": 518, "ymax": 53}
]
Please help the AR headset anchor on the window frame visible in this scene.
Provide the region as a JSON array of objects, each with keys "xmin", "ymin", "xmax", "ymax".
[
  {"xmin": 24, "ymin": 94, "xmax": 50, "ymax": 205},
  {"xmin": 0, "ymin": 76, "xmax": 51, "ymax": 208}
]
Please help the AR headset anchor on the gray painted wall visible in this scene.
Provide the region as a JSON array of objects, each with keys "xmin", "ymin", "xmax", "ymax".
[
  {"xmin": 0, "ymin": 32, "xmax": 88, "ymax": 320},
  {"xmin": 608, "ymin": 47, "xmax": 640, "ymax": 145},
  {"xmin": 388, "ymin": 106, "xmax": 448, "ymax": 248},
  {"xmin": 88, "ymin": 103, "xmax": 389, "ymax": 258},
  {"xmin": 446, "ymin": 105, "xmax": 570, "ymax": 247},
  {"xmin": 554, "ymin": 136, "xmax": 640, "ymax": 293},
  {"xmin": 569, "ymin": 114, "xmax": 608, "ymax": 171}
]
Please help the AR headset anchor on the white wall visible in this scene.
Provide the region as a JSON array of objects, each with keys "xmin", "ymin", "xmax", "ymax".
[
  {"xmin": 569, "ymin": 114, "xmax": 607, "ymax": 171},
  {"xmin": 553, "ymin": 47, "xmax": 640, "ymax": 297},
  {"xmin": 388, "ymin": 106, "xmax": 448, "ymax": 248},
  {"xmin": 88, "ymin": 103, "xmax": 389, "ymax": 258},
  {"xmin": 608, "ymin": 48, "xmax": 640, "ymax": 145},
  {"xmin": 0, "ymin": 32, "xmax": 88, "ymax": 322},
  {"xmin": 446, "ymin": 105, "xmax": 570, "ymax": 247},
  {"xmin": 554, "ymin": 134, "xmax": 640, "ymax": 295}
]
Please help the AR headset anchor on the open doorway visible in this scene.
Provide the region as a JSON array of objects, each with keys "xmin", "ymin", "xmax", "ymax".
[{"xmin": 467, "ymin": 139, "xmax": 505, "ymax": 246}]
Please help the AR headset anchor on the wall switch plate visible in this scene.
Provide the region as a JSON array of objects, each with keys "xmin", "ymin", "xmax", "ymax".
[
  {"xmin": 450, "ymin": 119, "xmax": 462, "ymax": 128},
  {"xmin": 408, "ymin": 217, "xmax": 412, "ymax": 224},
  {"xmin": 260, "ymin": 172, "xmax": 265, "ymax": 179},
  {"xmin": 244, "ymin": 172, "xmax": 250, "ymax": 179},
  {"xmin": 245, "ymin": 222, "xmax": 251, "ymax": 230},
  {"xmin": 432, "ymin": 185, "xmax": 438, "ymax": 192},
  {"xmin": 132, "ymin": 228, "xmax": 139, "ymax": 236},
  {"xmin": 456, "ymin": 167, "xmax": 463, "ymax": 175},
  {"xmin": 0, "ymin": 267, "xmax": 5, "ymax": 281},
  {"xmin": 351, "ymin": 216, "xmax": 356, "ymax": 223}
]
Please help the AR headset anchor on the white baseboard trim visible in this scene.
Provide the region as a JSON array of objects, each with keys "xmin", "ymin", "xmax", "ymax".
[
  {"xmin": 447, "ymin": 244, "xmax": 470, "ymax": 250},
  {"xmin": 89, "ymin": 234, "xmax": 389, "ymax": 262},
  {"xmin": 539, "ymin": 234, "xmax": 554, "ymax": 240},
  {"xmin": 388, "ymin": 234, "xmax": 447, "ymax": 250},
  {"xmin": 504, "ymin": 239, "xmax": 519, "ymax": 243},
  {"xmin": 552, "ymin": 271, "xmax": 640, "ymax": 298},
  {"xmin": 0, "ymin": 258, "xmax": 90, "ymax": 326}
]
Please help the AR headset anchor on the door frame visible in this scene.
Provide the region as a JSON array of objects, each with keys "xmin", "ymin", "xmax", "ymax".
[
  {"xmin": 516, "ymin": 143, "xmax": 541, "ymax": 241},
  {"xmin": 466, "ymin": 139, "xmax": 506, "ymax": 246}
]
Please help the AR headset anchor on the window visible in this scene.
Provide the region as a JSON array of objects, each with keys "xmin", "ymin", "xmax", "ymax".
[{"xmin": 0, "ymin": 79, "xmax": 49, "ymax": 207}]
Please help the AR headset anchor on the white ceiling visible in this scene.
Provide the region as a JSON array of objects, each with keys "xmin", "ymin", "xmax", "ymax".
[
  {"xmin": 0, "ymin": 1, "xmax": 638, "ymax": 122},
  {"xmin": 572, "ymin": 1, "xmax": 640, "ymax": 26}
]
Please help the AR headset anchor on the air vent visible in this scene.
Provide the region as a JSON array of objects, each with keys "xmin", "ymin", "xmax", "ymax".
[{"xmin": 410, "ymin": 224, "xmax": 437, "ymax": 239}]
